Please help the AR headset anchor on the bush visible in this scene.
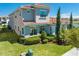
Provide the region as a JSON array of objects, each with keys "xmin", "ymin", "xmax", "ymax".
[
  {"xmin": 19, "ymin": 38, "xmax": 25, "ymax": 44},
  {"xmin": 68, "ymin": 28, "xmax": 79, "ymax": 48},
  {"xmin": 40, "ymin": 31, "xmax": 47, "ymax": 39},
  {"xmin": 24, "ymin": 36, "xmax": 40, "ymax": 45},
  {"xmin": 46, "ymin": 35, "xmax": 55, "ymax": 42},
  {"xmin": 43, "ymin": 39, "xmax": 48, "ymax": 44},
  {"xmin": 40, "ymin": 31, "xmax": 47, "ymax": 43},
  {"xmin": 0, "ymin": 32, "xmax": 21, "ymax": 43}
]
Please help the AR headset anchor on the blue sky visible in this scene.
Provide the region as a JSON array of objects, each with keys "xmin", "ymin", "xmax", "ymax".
[{"xmin": 0, "ymin": 3, "xmax": 79, "ymax": 18}]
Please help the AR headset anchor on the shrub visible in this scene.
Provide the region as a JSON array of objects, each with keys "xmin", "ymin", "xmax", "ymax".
[
  {"xmin": 24, "ymin": 36, "xmax": 40, "ymax": 45},
  {"xmin": 40, "ymin": 31, "xmax": 47, "ymax": 43},
  {"xmin": 63, "ymin": 29, "xmax": 72, "ymax": 45},
  {"xmin": 0, "ymin": 32, "xmax": 21, "ymax": 43},
  {"xmin": 68, "ymin": 28, "xmax": 79, "ymax": 48},
  {"xmin": 43, "ymin": 39, "xmax": 48, "ymax": 44},
  {"xmin": 40, "ymin": 31, "xmax": 47, "ymax": 39},
  {"xmin": 19, "ymin": 38, "xmax": 25, "ymax": 44},
  {"xmin": 46, "ymin": 35, "xmax": 55, "ymax": 42}
]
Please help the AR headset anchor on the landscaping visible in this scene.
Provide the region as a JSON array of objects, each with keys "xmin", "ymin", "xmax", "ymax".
[
  {"xmin": 0, "ymin": 41, "xmax": 72, "ymax": 56},
  {"xmin": 0, "ymin": 7, "xmax": 76, "ymax": 56},
  {"xmin": 0, "ymin": 25, "xmax": 72, "ymax": 56}
]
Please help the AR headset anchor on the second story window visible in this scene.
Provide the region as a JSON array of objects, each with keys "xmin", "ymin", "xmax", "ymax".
[
  {"xmin": 39, "ymin": 9, "xmax": 48, "ymax": 17},
  {"xmin": 18, "ymin": 26, "xmax": 19, "ymax": 31}
]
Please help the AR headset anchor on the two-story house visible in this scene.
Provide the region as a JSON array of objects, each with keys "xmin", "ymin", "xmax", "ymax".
[{"xmin": 9, "ymin": 4, "xmax": 55, "ymax": 37}]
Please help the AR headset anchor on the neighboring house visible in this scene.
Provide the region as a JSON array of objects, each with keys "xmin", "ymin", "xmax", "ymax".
[
  {"xmin": 9, "ymin": 4, "xmax": 55, "ymax": 37},
  {"xmin": 49, "ymin": 17, "xmax": 69, "ymax": 34},
  {"xmin": 0, "ymin": 16, "xmax": 9, "ymax": 25},
  {"xmin": 49, "ymin": 17, "xmax": 69, "ymax": 24}
]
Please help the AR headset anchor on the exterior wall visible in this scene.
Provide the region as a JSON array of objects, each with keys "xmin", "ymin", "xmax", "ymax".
[
  {"xmin": 21, "ymin": 9, "xmax": 35, "ymax": 22},
  {"xmin": 35, "ymin": 16, "xmax": 49, "ymax": 23},
  {"xmin": 9, "ymin": 5, "xmax": 51, "ymax": 37},
  {"xmin": 50, "ymin": 25, "xmax": 56, "ymax": 35},
  {"xmin": 35, "ymin": 8, "xmax": 49, "ymax": 23},
  {"xmin": 9, "ymin": 9, "xmax": 25, "ymax": 36}
]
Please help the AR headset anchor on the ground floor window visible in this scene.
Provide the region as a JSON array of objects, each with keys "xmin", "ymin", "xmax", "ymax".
[
  {"xmin": 39, "ymin": 26, "xmax": 45, "ymax": 33},
  {"xmin": 22, "ymin": 28, "xmax": 24, "ymax": 34},
  {"xmin": 30, "ymin": 28, "xmax": 37, "ymax": 35}
]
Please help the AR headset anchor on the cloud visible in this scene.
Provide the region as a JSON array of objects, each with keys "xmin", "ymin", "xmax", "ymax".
[
  {"xmin": 61, "ymin": 13, "xmax": 70, "ymax": 18},
  {"xmin": 61, "ymin": 13, "xmax": 79, "ymax": 18}
]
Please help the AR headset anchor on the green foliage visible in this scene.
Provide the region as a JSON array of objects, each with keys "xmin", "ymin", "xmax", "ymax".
[
  {"xmin": 55, "ymin": 7, "xmax": 61, "ymax": 41},
  {"xmin": 0, "ymin": 42, "xmax": 72, "ymax": 56},
  {"xmin": 60, "ymin": 29, "xmax": 72, "ymax": 45},
  {"xmin": 40, "ymin": 31, "xmax": 47, "ymax": 43},
  {"xmin": 0, "ymin": 32, "xmax": 20, "ymax": 43},
  {"xmin": 46, "ymin": 35, "xmax": 55, "ymax": 42},
  {"xmin": 55, "ymin": 8, "xmax": 61, "ymax": 45},
  {"xmin": 43, "ymin": 39, "xmax": 48, "ymax": 44},
  {"xmin": 61, "ymin": 28, "xmax": 79, "ymax": 46},
  {"xmin": 19, "ymin": 38, "xmax": 25, "ymax": 44},
  {"xmin": 60, "ymin": 26, "xmax": 65, "ymax": 40},
  {"xmin": 68, "ymin": 28, "xmax": 79, "ymax": 48},
  {"xmin": 40, "ymin": 31, "xmax": 47, "ymax": 39},
  {"xmin": 24, "ymin": 36, "xmax": 40, "ymax": 45},
  {"xmin": 68, "ymin": 13, "xmax": 73, "ymax": 29}
]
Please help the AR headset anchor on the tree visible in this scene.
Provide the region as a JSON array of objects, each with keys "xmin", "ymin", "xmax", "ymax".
[
  {"xmin": 68, "ymin": 13, "xmax": 73, "ymax": 29},
  {"xmin": 55, "ymin": 8, "xmax": 61, "ymax": 44},
  {"xmin": 68, "ymin": 28, "xmax": 79, "ymax": 56}
]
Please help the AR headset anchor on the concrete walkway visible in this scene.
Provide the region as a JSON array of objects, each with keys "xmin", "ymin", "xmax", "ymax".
[{"xmin": 63, "ymin": 48, "xmax": 78, "ymax": 56}]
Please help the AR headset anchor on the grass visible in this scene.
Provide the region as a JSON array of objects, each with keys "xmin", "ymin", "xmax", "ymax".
[
  {"xmin": 0, "ymin": 41, "xmax": 72, "ymax": 56},
  {"xmin": 0, "ymin": 25, "xmax": 72, "ymax": 56}
]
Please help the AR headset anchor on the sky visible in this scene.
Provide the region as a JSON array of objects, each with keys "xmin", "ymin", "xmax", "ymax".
[{"xmin": 0, "ymin": 3, "xmax": 79, "ymax": 18}]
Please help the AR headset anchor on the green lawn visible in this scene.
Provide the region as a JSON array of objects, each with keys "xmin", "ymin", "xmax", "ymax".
[
  {"xmin": 0, "ymin": 25, "xmax": 72, "ymax": 56},
  {"xmin": 0, "ymin": 41, "xmax": 72, "ymax": 56}
]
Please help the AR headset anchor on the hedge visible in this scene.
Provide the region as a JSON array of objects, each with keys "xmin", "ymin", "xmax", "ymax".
[
  {"xmin": 23, "ymin": 36, "xmax": 40, "ymax": 45},
  {"xmin": 0, "ymin": 32, "xmax": 21, "ymax": 43},
  {"xmin": 43, "ymin": 39, "xmax": 48, "ymax": 44},
  {"xmin": 46, "ymin": 35, "xmax": 55, "ymax": 42}
]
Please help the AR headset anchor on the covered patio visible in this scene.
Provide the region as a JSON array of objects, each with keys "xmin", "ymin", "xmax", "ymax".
[{"xmin": 22, "ymin": 23, "xmax": 55, "ymax": 37}]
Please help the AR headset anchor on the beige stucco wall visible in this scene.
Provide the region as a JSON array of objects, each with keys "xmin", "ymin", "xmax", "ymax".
[
  {"xmin": 9, "ymin": 9, "xmax": 25, "ymax": 36},
  {"xmin": 35, "ymin": 16, "xmax": 49, "ymax": 23}
]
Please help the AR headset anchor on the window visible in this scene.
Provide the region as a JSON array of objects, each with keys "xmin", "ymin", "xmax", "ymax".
[
  {"xmin": 22, "ymin": 28, "xmax": 24, "ymax": 34},
  {"xmin": 15, "ymin": 25, "xmax": 16, "ymax": 29},
  {"xmin": 39, "ymin": 9, "xmax": 48, "ymax": 17},
  {"xmin": 39, "ymin": 17, "xmax": 46, "ymax": 20},
  {"xmin": 18, "ymin": 26, "xmax": 19, "ymax": 31}
]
